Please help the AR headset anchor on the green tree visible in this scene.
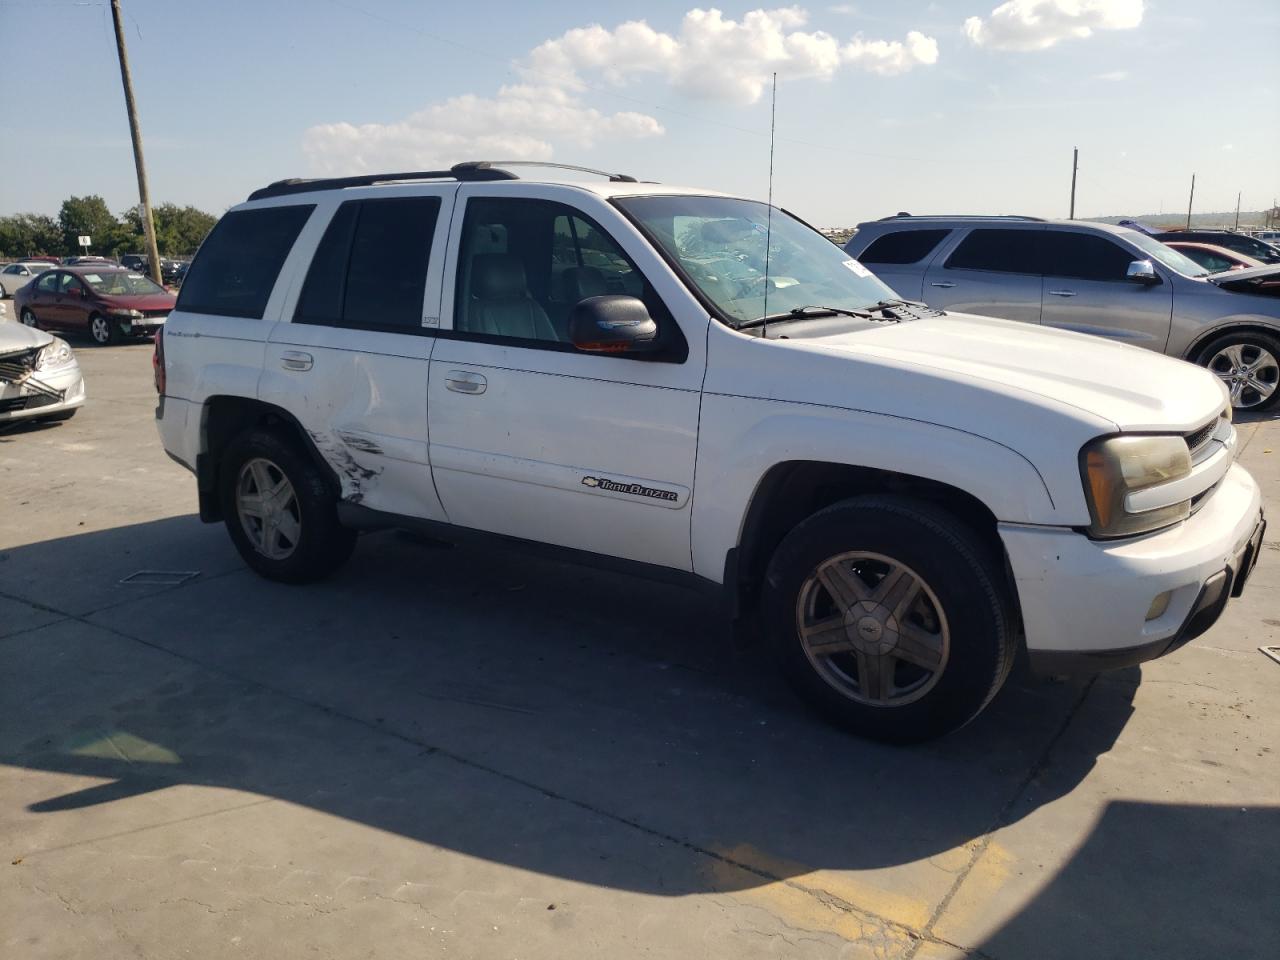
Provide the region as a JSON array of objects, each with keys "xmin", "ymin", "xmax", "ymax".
[
  {"xmin": 121, "ymin": 203, "xmax": 217, "ymax": 256},
  {"xmin": 0, "ymin": 213, "xmax": 63, "ymax": 259},
  {"xmin": 58, "ymin": 194, "xmax": 121, "ymax": 257}
]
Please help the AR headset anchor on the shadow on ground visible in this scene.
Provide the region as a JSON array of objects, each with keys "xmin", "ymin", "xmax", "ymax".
[{"xmin": 4, "ymin": 514, "xmax": 1136, "ymax": 904}]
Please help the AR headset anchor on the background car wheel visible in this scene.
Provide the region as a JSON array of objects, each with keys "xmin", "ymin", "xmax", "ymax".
[
  {"xmin": 88, "ymin": 313, "xmax": 119, "ymax": 346},
  {"xmin": 218, "ymin": 427, "xmax": 357, "ymax": 584},
  {"xmin": 763, "ymin": 494, "xmax": 1016, "ymax": 743},
  {"xmin": 1198, "ymin": 330, "xmax": 1280, "ymax": 412},
  {"xmin": 21, "ymin": 309, "xmax": 39, "ymax": 329}
]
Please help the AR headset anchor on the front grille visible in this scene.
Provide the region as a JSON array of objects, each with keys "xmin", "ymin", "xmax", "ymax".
[
  {"xmin": 0, "ymin": 347, "xmax": 41, "ymax": 384},
  {"xmin": 1183, "ymin": 415, "xmax": 1221, "ymax": 459},
  {"xmin": 0, "ymin": 393, "xmax": 57, "ymax": 414}
]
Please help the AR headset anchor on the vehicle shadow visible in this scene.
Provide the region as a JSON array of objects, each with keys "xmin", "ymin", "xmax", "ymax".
[
  {"xmin": 977, "ymin": 800, "xmax": 1279, "ymax": 960},
  {"xmin": 4, "ymin": 515, "xmax": 1137, "ymax": 901}
]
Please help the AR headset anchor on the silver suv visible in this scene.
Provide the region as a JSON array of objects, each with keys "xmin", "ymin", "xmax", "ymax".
[{"xmin": 845, "ymin": 216, "xmax": 1280, "ymax": 411}]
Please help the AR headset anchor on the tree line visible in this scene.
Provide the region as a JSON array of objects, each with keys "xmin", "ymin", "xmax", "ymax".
[{"xmin": 0, "ymin": 195, "xmax": 218, "ymax": 260}]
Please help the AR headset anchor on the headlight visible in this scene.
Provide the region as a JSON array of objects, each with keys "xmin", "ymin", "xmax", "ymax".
[
  {"xmin": 36, "ymin": 337, "xmax": 75, "ymax": 371},
  {"xmin": 108, "ymin": 308, "xmax": 144, "ymax": 319},
  {"xmin": 1080, "ymin": 435, "xmax": 1191, "ymax": 539}
]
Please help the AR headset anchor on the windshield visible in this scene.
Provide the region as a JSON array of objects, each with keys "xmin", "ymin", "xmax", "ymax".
[
  {"xmin": 1125, "ymin": 231, "xmax": 1210, "ymax": 277},
  {"xmin": 82, "ymin": 271, "xmax": 166, "ymax": 295},
  {"xmin": 616, "ymin": 195, "xmax": 897, "ymax": 327}
]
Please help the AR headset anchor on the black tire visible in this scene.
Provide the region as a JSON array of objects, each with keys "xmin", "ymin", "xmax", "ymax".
[
  {"xmin": 218, "ymin": 427, "xmax": 357, "ymax": 584},
  {"xmin": 763, "ymin": 494, "xmax": 1016, "ymax": 743},
  {"xmin": 1195, "ymin": 330, "xmax": 1280, "ymax": 412},
  {"xmin": 88, "ymin": 313, "xmax": 119, "ymax": 346}
]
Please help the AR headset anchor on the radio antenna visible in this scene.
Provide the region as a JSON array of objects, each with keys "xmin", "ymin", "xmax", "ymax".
[{"xmin": 761, "ymin": 72, "xmax": 777, "ymax": 338}]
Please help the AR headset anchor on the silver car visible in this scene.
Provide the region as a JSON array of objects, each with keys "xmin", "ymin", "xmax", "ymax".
[
  {"xmin": 846, "ymin": 216, "xmax": 1280, "ymax": 411},
  {"xmin": 0, "ymin": 261, "xmax": 57, "ymax": 298},
  {"xmin": 0, "ymin": 320, "xmax": 86, "ymax": 425}
]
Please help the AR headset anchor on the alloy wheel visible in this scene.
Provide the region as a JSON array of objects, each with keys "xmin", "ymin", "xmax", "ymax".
[
  {"xmin": 21, "ymin": 310, "xmax": 38, "ymax": 328},
  {"xmin": 1208, "ymin": 342, "xmax": 1279, "ymax": 409},
  {"xmin": 236, "ymin": 457, "xmax": 302, "ymax": 560},
  {"xmin": 90, "ymin": 316, "xmax": 113, "ymax": 344},
  {"xmin": 795, "ymin": 551, "xmax": 950, "ymax": 707}
]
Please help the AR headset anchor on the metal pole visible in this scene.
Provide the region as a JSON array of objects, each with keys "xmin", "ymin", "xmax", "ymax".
[
  {"xmin": 1185, "ymin": 173, "xmax": 1195, "ymax": 230},
  {"xmin": 110, "ymin": 0, "xmax": 162, "ymax": 285},
  {"xmin": 1069, "ymin": 147, "xmax": 1078, "ymax": 219},
  {"xmin": 1234, "ymin": 192, "xmax": 1241, "ymax": 232}
]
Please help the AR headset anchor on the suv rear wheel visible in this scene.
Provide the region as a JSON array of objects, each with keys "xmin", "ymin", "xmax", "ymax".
[
  {"xmin": 219, "ymin": 428, "xmax": 357, "ymax": 583},
  {"xmin": 1197, "ymin": 330, "xmax": 1280, "ymax": 412},
  {"xmin": 763, "ymin": 495, "xmax": 1015, "ymax": 743}
]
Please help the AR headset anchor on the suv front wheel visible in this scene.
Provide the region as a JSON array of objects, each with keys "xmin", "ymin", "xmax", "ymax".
[
  {"xmin": 1197, "ymin": 330, "xmax": 1280, "ymax": 412},
  {"xmin": 763, "ymin": 495, "xmax": 1016, "ymax": 743},
  {"xmin": 219, "ymin": 428, "xmax": 357, "ymax": 583}
]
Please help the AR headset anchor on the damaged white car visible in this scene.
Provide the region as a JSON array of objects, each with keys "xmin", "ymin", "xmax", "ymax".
[{"xmin": 0, "ymin": 323, "xmax": 86, "ymax": 425}]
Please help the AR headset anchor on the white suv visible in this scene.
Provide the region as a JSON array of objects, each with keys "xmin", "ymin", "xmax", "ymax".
[{"xmin": 154, "ymin": 162, "xmax": 1265, "ymax": 742}]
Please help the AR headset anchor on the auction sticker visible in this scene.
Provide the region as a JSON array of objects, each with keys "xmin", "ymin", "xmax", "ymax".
[{"xmin": 842, "ymin": 258, "xmax": 871, "ymax": 278}]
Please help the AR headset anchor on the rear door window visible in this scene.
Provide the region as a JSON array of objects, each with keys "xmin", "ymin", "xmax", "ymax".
[
  {"xmin": 294, "ymin": 196, "xmax": 440, "ymax": 332},
  {"xmin": 177, "ymin": 205, "xmax": 314, "ymax": 319},
  {"xmin": 945, "ymin": 229, "xmax": 1042, "ymax": 274},
  {"xmin": 1040, "ymin": 232, "xmax": 1135, "ymax": 282},
  {"xmin": 859, "ymin": 229, "xmax": 950, "ymax": 265}
]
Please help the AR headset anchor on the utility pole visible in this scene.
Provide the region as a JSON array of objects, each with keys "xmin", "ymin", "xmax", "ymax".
[
  {"xmin": 1185, "ymin": 173, "xmax": 1195, "ymax": 230},
  {"xmin": 110, "ymin": 0, "xmax": 162, "ymax": 285},
  {"xmin": 1233, "ymin": 192, "xmax": 1241, "ymax": 231},
  {"xmin": 1069, "ymin": 147, "xmax": 1078, "ymax": 219}
]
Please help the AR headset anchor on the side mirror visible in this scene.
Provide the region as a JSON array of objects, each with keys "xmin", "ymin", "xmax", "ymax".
[
  {"xmin": 569, "ymin": 295, "xmax": 659, "ymax": 354},
  {"xmin": 1126, "ymin": 259, "xmax": 1159, "ymax": 284}
]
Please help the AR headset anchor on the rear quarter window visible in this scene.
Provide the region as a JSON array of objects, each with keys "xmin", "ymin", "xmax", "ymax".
[
  {"xmin": 945, "ymin": 228, "xmax": 1042, "ymax": 275},
  {"xmin": 177, "ymin": 205, "xmax": 314, "ymax": 319},
  {"xmin": 858, "ymin": 229, "xmax": 950, "ymax": 265}
]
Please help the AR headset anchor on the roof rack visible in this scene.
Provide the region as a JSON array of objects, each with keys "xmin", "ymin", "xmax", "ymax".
[
  {"xmin": 878, "ymin": 213, "xmax": 1045, "ymax": 222},
  {"xmin": 247, "ymin": 160, "xmax": 638, "ymax": 202}
]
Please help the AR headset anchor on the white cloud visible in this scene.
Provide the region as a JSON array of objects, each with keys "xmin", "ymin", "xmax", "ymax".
[
  {"xmin": 304, "ymin": 7, "xmax": 938, "ymax": 171},
  {"xmin": 527, "ymin": 7, "xmax": 939, "ymax": 105},
  {"xmin": 304, "ymin": 85, "xmax": 663, "ymax": 174},
  {"xmin": 1096, "ymin": 69, "xmax": 1128, "ymax": 81},
  {"xmin": 964, "ymin": 0, "xmax": 1144, "ymax": 51}
]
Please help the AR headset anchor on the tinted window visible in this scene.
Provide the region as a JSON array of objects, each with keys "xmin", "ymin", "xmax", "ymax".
[
  {"xmin": 945, "ymin": 229, "xmax": 1041, "ymax": 274},
  {"xmin": 177, "ymin": 205, "xmax": 313, "ymax": 319},
  {"xmin": 455, "ymin": 197, "xmax": 678, "ymax": 353},
  {"xmin": 859, "ymin": 229, "xmax": 950, "ymax": 265},
  {"xmin": 35, "ymin": 273, "xmax": 59, "ymax": 292},
  {"xmin": 1041, "ymin": 232, "xmax": 1135, "ymax": 282},
  {"xmin": 295, "ymin": 196, "xmax": 439, "ymax": 330}
]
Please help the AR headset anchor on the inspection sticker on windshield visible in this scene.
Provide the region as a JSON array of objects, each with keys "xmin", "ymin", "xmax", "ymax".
[
  {"xmin": 842, "ymin": 258, "xmax": 871, "ymax": 278},
  {"xmin": 128, "ymin": 273, "xmax": 145, "ymax": 280},
  {"xmin": 85, "ymin": 274, "xmax": 102, "ymax": 283}
]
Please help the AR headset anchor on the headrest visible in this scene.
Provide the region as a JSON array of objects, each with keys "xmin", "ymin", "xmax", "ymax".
[
  {"xmin": 562, "ymin": 265, "xmax": 607, "ymax": 302},
  {"xmin": 471, "ymin": 253, "xmax": 527, "ymax": 300}
]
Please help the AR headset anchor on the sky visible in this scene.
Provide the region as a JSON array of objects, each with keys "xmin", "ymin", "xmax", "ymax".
[{"xmin": 1, "ymin": 0, "xmax": 1277, "ymax": 226}]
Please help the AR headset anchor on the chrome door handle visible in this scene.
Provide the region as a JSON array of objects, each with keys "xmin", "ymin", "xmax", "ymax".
[
  {"xmin": 930, "ymin": 281, "xmax": 956, "ymax": 288},
  {"xmin": 445, "ymin": 370, "xmax": 487, "ymax": 395},
  {"xmin": 1048, "ymin": 289, "xmax": 1077, "ymax": 297},
  {"xmin": 280, "ymin": 350, "xmax": 313, "ymax": 371}
]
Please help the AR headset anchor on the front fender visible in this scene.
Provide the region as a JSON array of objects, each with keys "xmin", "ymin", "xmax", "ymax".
[{"xmin": 690, "ymin": 394, "xmax": 1063, "ymax": 582}]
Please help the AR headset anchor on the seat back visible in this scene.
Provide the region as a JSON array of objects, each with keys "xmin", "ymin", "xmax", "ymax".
[{"xmin": 466, "ymin": 253, "xmax": 558, "ymax": 341}]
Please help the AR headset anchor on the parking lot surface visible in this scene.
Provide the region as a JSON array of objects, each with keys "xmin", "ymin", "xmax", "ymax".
[{"xmin": 2, "ymin": 337, "xmax": 1278, "ymax": 959}]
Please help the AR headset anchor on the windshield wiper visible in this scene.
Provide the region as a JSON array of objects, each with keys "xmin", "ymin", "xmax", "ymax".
[
  {"xmin": 862, "ymin": 298, "xmax": 944, "ymax": 318},
  {"xmin": 737, "ymin": 304, "xmax": 873, "ymax": 331}
]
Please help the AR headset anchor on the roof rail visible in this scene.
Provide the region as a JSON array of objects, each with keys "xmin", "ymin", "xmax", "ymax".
[
  {"xmin": 459, "ymin": 160, "xmax": 638, "ymax": 183},
  {"xmin": 246, "ymin": 159, "xmax": 639, "ymax": 202},
  {"xmin": 246, "ymin": 163, "xmax": 517, "ymax": 202},
  {"xmin": 877, "ymin": 213, "xmax": 1045, "ymax": 222}
]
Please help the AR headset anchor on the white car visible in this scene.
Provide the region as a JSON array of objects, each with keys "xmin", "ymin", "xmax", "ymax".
[
  {"xmin": 153, "ymin": 162, "xmax": 1265, "ymax": 742},
  {"xmin": 0, "ymin": 322, "xmax": 86, "ymax": 424},
  {"xmin": 0, "ymin": 261, "xmax": 57, "ymax": 297}
]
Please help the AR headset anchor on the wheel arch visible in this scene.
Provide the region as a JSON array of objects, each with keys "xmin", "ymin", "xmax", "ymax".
[
  {"xmin": 1183, "ymin": 318, "xmax": 1280, "ymax": 363},
  {"xmin": 196, "ymin": 396, "xmax": 340, "ymax": 522},
  {"xmin": 725, "ymin": 460, "xmax": 1012, "ymax": 622}
]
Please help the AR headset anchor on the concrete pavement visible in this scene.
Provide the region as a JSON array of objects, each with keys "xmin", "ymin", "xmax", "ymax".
[{"xmin": 2, "ymin": 338, "xmax": 1277, "ymax": 959}]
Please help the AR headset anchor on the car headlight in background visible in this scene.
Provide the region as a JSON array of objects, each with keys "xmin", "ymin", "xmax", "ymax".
[
  {"xmin": 1080, "ymin": 435, "xmax": 1192, "ymax": 539},
  {"xmin": 35, "ymin": 337, "xmax": 76, "ymax": 372},
  {"xmin": 107, "ymin": 308, "xmax": 144, "ymax": 320}
]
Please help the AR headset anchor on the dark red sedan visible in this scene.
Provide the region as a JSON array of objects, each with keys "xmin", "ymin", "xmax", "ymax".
[{"xmin": 13, "ymin": 265, "xmax": 176, "ymax": 345}]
